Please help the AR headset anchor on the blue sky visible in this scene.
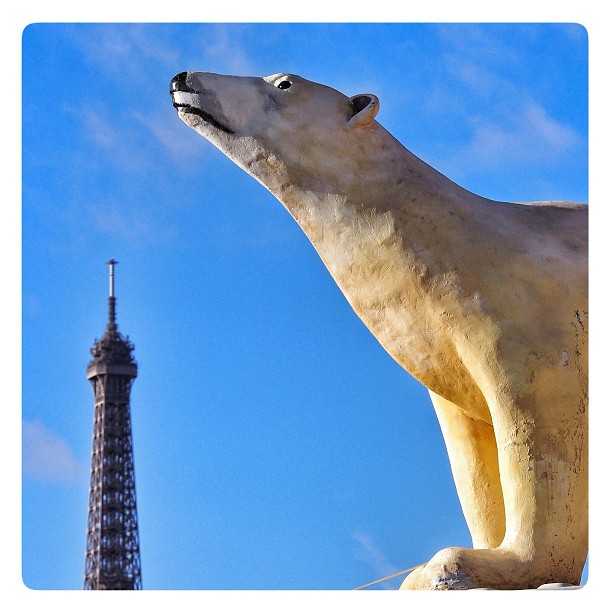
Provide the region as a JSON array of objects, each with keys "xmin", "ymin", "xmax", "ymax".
[{"xmin": 9, "ymin": 7, "xmax": 608, "ymax": 608}]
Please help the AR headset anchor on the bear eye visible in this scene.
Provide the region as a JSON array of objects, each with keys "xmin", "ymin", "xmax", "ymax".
[{"xmin": 277, "ymin": 80, "xmax": 292, "ymax": 90}]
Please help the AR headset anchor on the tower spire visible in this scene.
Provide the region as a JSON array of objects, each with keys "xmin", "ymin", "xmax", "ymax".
[
  {"xmin": 106, "ymin": 258, "xmax": 118, "ymax": 327},
  {"xmin": 84, "ymin": 260, "xmax": 142, "ymax": 590}
]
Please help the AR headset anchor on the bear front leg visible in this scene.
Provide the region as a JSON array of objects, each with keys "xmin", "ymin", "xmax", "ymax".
[
  {"xmin": 428, "ymin": 390, "xmax": 505, "ymax": 549},
  {"xmin": 401, "ymin": 390, "xmax": 587, "ymax": 590}
]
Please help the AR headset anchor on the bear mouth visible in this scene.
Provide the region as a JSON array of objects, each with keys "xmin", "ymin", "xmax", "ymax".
[{"xmin": 172, "ymin": 102, "xmax": 235, "ymax": 135}]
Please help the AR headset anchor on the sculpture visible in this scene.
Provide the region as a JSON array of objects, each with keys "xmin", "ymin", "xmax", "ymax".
[{"xmin": 170, "ymin": 71, "xmax": 588, "ymax": 589}]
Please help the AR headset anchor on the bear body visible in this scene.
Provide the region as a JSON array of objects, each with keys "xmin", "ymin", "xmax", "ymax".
[{"xmin": 170, "ymin": 71, "xmax": 588, "ymax": 589}]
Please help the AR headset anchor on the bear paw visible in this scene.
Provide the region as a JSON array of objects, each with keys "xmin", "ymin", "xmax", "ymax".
[{"xmin": 399, "ymin": 546, "xmax": 573, "ymax": 590}]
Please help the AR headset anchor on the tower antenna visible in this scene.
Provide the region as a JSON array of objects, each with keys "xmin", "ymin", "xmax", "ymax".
[{"xmin": 106, "ymin": 259, "xmax": 118, "ymax": 326}]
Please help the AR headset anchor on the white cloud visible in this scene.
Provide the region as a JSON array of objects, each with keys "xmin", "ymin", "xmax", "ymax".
[
  {"xmin": 134, "ymin": 108, "xmax": 207, "ymax": 166},
  {"xmin": 443, "ymin": 54, "xmax": 514, "ymax": 103},
  {"xmin": 418, "ymin": 23, "xmax": 585, "ymax": 176},
  {"xmin": 463, "ymin": 101, "xmax": 581, "ymax": 168},
  {"xmin": 64, "ymin": 104, "xmax": 151, "ymax": 174},
  {"xmin": 89, "ymin": 199, "xmax": 179, "ymax": 246},
  {"xmin": 352, "ymin": 530, "xmax": 402, "ymax": 590},
  {"xmin": 78, "ymin": 106, "xmax": 120, "ymax": 150},
  {"xmin": 437, "ymin": 23, "xmax": 523, "ymax": 67},
  {"xmin": 70, "ymin": 24, "xmax": 180, "ymax": 82},
  {"xmin": 201, "ymin": 24, "xmax": 256, "ymax": 76},
  {"xmin": 22, "ymin": 420, "xmax": 82, "ymax": 484}
]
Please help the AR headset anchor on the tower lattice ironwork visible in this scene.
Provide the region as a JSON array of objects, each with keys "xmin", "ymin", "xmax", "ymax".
[{"xmin": 84, "ymin": 259, "xmax": 142, "ymax": 590}]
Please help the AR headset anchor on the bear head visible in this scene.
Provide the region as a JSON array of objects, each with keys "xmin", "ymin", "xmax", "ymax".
[{"xmin": 170, "ymin": 71, "xmax": 380, "ymax": 197}]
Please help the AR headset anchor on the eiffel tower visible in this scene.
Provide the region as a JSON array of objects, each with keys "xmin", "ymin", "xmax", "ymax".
[{"xmin": 83, "ymin": 259, "xmax": 142, "ymax": 589}]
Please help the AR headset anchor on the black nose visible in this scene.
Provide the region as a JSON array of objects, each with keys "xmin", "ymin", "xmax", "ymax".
[{"xmin": 170, "ymin": 72, "xmax": 189, "ymax": 93}]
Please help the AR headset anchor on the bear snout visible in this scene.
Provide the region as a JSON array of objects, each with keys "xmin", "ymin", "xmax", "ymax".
[
  {"xmin": 170, "ymin": 72, "xmax": 235, "ymax": 135},
  {"xmin": 170, "ymin": 72, "xmax": 199, "ymax": 94}
]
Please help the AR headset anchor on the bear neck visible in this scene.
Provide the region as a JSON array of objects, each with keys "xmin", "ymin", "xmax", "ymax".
[
  {"xmin": 248, "ymin": 122, "xmax": 496, "ymax": 276},
  {"xmin": 252, "ymin": 122, "xmax": 488, "ymax": 215}
]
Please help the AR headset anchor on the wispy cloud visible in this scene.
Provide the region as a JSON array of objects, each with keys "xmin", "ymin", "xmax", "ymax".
[
  {"xmin": 462, "ymin": 101, "xmax": 581, "ymax": 168},
  {"xmin": 78, "ymin": 106, "xmax": 121, "ymax": 150},
  {"xmin": 69, "ymin": 23, "xmax": 180, "ymax": 83},
  {"xmin": 436, "ymin": 23, "xmax": 523, "ymax": 67},
  {"xmin": 23, "ymin": 420, "xmax": 82, "ymax": 484},
  {"xmin": 201, "ymin": 24, "xmax": 256, "ymax": 75},
  {"xmin": 442, "ymin": 55, "xmax": 515, "ymax": 104},
  {"xmin": 64, "ymin": 103, "xmax": 152, "ymax": 175},
  {"xmin": 89, "ymin": 199, "xmax": 179, "ymax": 246},
  {"xmin": 420, "ymin": 24, "xmax": 585, "ymax": 176},
  {"xmin": 134, "ymin": 108, "xmax": 208, "ymax": 167},
  {"xmin": 352, "ymin": 530, "xmax": 402, "ymax": 590}
]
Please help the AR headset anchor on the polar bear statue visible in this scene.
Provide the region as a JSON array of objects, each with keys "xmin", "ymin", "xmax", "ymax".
[{"xmin": 170, "ymin": 71, "xmax": 588, "ymax": 590}]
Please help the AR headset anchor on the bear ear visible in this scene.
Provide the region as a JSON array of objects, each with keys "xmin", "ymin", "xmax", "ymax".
[{"xmin": 348, "ymin": 94, "xmax": 380, "ymax": 128}]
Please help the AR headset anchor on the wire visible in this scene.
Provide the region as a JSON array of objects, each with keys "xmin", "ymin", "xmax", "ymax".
[{"xmin": 354, "ymin": 563, "xmax": 426, "ymax": 590}]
